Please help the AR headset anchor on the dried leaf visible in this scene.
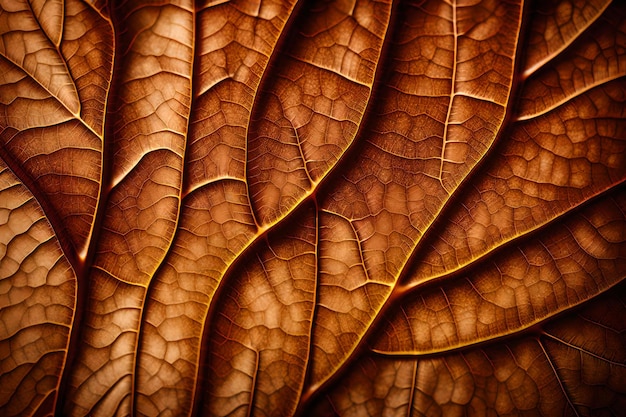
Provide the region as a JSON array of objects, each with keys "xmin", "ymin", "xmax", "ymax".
[{"xmin": 1, "ymin": 0, "xmax": 625, "ymax": 416}]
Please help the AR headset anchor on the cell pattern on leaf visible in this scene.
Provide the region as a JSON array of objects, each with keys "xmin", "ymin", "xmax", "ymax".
[{"xmin": 0, "ymin": 0, "xmax": 625, "ymax": 416}]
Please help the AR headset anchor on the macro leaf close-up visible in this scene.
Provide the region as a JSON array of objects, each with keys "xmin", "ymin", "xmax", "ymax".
[{"xmin": 1, "ymin": 0, "xmax": 625, "ymax": 415}]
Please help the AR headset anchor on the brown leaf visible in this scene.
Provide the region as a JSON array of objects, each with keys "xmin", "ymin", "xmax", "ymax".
[{"xmin": 1, "ymin": 0, "xmax": 625, "ymax": 416}]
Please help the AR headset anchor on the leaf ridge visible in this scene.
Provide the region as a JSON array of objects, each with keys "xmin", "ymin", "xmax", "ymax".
[
  {"xmin": 403, "ymin": 177, "xmax": 626, "ymax": 290},
  {"xmin": 516, "ymin": 74, "xmax": 626, "ymax": 122},
  {"xmin": 284, "ymin": 54, "xmax": 375, "ymax": 87},
  {"xmin": 376, "ymin": 268, "xmax": 626, "ymax": 356}
]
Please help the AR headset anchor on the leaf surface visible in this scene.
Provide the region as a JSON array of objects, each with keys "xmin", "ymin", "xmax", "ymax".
[{"xmin": 1, "ymin": 0, "xmax": 625, "ymax": 416}]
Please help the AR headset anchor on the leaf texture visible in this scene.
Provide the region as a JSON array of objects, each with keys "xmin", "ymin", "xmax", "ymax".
[{"xmin": 1, "ymin": 0, "xmax": 625, "ymax": 416}]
